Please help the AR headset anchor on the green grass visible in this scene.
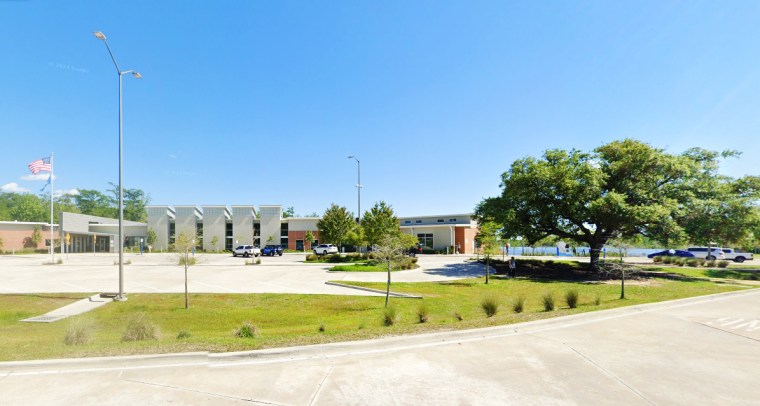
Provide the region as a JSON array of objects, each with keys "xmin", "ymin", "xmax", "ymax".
[
  {"xmin": 650, "ymin": 266, "xmax": 760, "ymax": 281},
  {"xmin": 0, "ymin": 278, "xmax": 748, "ymax": 361}
]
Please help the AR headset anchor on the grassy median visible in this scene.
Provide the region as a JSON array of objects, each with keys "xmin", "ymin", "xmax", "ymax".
[{"xmin": 0, "ymin": 275, "xmax": 751, "ymax": 361}]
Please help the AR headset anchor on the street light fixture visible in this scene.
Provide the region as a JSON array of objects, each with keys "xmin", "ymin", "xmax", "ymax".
[
  {"xmin": 93, "ymin": 30, "xmax": 142, "ymax": 302},
  {"xmin": 347, "ymin": 155, "xmax": 361, "ymax": 223}
]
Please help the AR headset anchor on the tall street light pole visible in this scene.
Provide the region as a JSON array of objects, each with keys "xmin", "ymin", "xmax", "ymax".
[
  {"xmin": 347, "ymin": 155, "xmax": 361, "ymax": 223},
  {"xmin": 94, "ymin": 31, "xmax": 141, "ymax": 302}
]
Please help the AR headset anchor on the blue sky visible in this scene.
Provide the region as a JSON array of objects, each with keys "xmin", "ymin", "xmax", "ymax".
[{"xmin": 1, "ymin": 1, "xmax": 758, "ymax": 217}]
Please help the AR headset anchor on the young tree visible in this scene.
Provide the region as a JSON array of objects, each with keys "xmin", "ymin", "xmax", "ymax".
[
  {"xmin": 317, "ymin": 204, "xmax": 355, "ymax": 249},
  {"xmin": 210, "ymin": 235, "xmax": 219, "ymax": 252},
  {"xmin": 146, "ymin": 228, "xmax": 157, "ymax": 247},
  {"xmin": 475, "ymin": 221, "xmax": 502, "ymax": 284},
  {"xmin": 30, "ymin": 226, "xmax": 43, "ymax": 248},
  {"xmin": 475, "ymin": 139, "xmax": 757, "ymax": 272},
  {"xmin": 373, "ymin": 232, "xmax": 416, "ymax": 307},
  {"xmin": 305, "ymin": 230, "xmax": 315, "ymax": 251},
  {"xmin": 173, "ymin": 232, "xmax": 197, "ymax": 309},
  {"xmin": 361, "ymin": 201, "xmax": 399, "ymax": 247}
]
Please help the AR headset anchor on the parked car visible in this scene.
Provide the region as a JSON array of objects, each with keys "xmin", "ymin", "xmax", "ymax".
[
  {"xmin": 709, "ymin": 248, "xmax": 753, "ymax": 263},
  {"xmin": 647, "ymin": 249, "xmax": 695, "ymax": 259},
  {"xmin": 233, "ymin": 245, "xmax": 260, "ymax": 258},
  {"xmin": 313, "ymin": 244, "xmax": 339, "ymax": 255},
  {"xmin": 685, "ymin": 247, "xmax": 725, "ymax": 260},
  {"xmin": 262, "ymin": 245, "xmax": 284, "ymax": 256}
]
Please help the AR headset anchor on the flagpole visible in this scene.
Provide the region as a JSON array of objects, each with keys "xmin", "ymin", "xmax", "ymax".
[{"xmin": 50, "ymin": 152, "xmax": 55, "ymax": 264}]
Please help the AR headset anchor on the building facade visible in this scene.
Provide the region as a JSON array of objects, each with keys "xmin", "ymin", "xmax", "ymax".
[{"xmin": 145, "ymin": 205, "xmax": 479, "ymax": 254}]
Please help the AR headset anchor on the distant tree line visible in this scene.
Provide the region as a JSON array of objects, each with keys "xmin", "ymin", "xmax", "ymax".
[{"xmin": 0, "ymin": 182, "xmax": 150, "ymax": 223}]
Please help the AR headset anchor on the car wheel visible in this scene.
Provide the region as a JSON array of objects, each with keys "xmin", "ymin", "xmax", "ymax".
[
  {"xmin": 279, "ymin": 252, "xmax": 283, "ymax": 256},
  {"xmin": 735, "ymin": 257, "xmax": 745, "ymax": 263},
  {"xmin": 233, "ymin": 253, "xmax": 237, "ymax": 257},
  {"xmin": 706, "ymin": 255, "xmax": 716, "ymax": 260}
]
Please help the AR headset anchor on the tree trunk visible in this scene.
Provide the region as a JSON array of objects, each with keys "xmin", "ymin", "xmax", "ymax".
[
  {"xmin": 184, "ymin": 250, "xmax": 189, "ymax": 309},
  {"xmin": 385, "ymin": 259, "xmax": 391, "ymax": 308},
  {"xmin": 485, "ymin": 255, "xmax": 490, "ymax": 284},
  {"xmin": 589, "ymin": 244, "xmax": 604, "ymax": 272},
  {"xmin": 620, "ymin": 269, "xmax": 625, "ymax": 299}
]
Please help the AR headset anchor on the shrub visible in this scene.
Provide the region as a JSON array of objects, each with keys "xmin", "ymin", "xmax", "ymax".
[
  {"xmin": 686, "ymin": 258, "xmax": 703, "ymax": 267},
  {"xmin": 64, "ymin": 318, "xmax": 94, "ymax": 346},
  {"xmin": 673, "ymin": 257, "xmax": 686, "ymax": 266},
  {"xmin": 233, "ymin": 321, "xmax": 258, "ymax": 338},
  {"xmin": 179, "ymin": 257, "xmax": 197, "ymax": 266},
  {"xmin": 662, "ymin": 256, "xmax": 674, "ymax": 264},
  {"xmin": 122, "ymin": 313, "xmax": 159, "ymax": 341},
  {"xmin": 318, "ymin": 323, "xmax": 325, "ymax": 332},
  {"xmin": 542, "ymin": 292, "xmax": 555, "ymax": 311},
  {"xmin": 176, "ymin": 330, "xmax": 191, "ymax": 339},
  {"xmin": 565, "ymin": 289, "xmax": 579, "ymax": 309},
  {"xmin": 594, "ymin": 292, "xmax": 601, "ymax": 306},
  {"xmin": 305, "ymin": 254, "xmax": 319, "ymax": 262},
  {"xmin": 56, "ymin": 258, "xmax": 63, "ymax": 264},
  {"xmin": 652, "ymin": 256, "xmax": 663, "ymax": 263},
  {"xmin": 417, "ymin": 304, "xmax": 429, "ymax": 323},
  {"xmin": 480, "ymin": 297, "xmax": 499, "ymax": 317},
  {"xmin": 256, "ymin": 258, "xmax": 261, "ymax": 265},
  {"xmin": 705, "ymin": 259, "xmax": 717, "ymax": 267},
  {"xmin": 397, "ymin": 257, "xmax": 418, "ymax": 270},
  {"xmin": 717, "ymin": 260, "xmax": 730, "ymax": 268},
  {"xmin": 511, "ymin": 295, "xmax": 526, "ymax": 313},
  {"xmin": 382, "ymin": 306, "xmax": 398, "ymax": 326},
  {"xmin": 453, "ymin": 311, "xmax": 464, "ymax": 321}
]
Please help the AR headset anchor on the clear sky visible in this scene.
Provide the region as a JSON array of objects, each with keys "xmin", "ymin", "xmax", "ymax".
[{"xmin": 1, "ymin": 1, "xmax": 758, "ymax": 217}]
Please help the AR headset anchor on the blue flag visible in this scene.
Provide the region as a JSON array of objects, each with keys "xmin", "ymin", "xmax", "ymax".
[{"xmin": 40, "ymin": 174, "xmax": 51, "ymax": 192}]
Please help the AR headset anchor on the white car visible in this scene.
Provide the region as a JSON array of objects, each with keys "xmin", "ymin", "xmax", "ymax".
[
  {"xmin": 313, "ymin": 244, "xmax": 339, "ymax": 255},
  {"xmin": 233, "ymin": 245, "xmax": 260, "ymax": 257},
  {"xmin": 685, "ymin": 247, "xmax": 725, "ymax": 260}
]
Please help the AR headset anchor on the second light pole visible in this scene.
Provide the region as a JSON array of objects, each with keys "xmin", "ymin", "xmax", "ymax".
[
  {"xmin": 347, "ymin": 155, "xmax": 361, "ymax": 223},
  {"xmin": 94, "ymin": 31, "xmax": 142, "ymax": 302}
]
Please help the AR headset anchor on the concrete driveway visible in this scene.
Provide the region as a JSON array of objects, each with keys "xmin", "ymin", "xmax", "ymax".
[
  {"xmin": 0, "ymin": 253, "xmax": 489, "ymax": 296},
  {"xmin": 0, "ymin": 288, "xmax": 758, "ymax": 405}
]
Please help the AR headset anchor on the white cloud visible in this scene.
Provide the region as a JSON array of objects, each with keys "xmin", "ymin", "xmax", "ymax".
[
  {"xmin": 21, "ymin": 174, "xmax": 56, "ymax": 181},
  {"xmin": 1, "ymin": 183, "xmax": 30, "ymax": 193},
  {"xmin": 55, "ymin": 188, "xmax": 80, "ymax": 197},
  {"xmin": 169, "ymin": 154, "xmax": 178, "ymax": 159}
]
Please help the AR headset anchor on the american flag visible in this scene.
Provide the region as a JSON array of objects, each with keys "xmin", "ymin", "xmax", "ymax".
[{"xmin": 28, "ymin": 157, "xmax": 52, "ymax": 174}]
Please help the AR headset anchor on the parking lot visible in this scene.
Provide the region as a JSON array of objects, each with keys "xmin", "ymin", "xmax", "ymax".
[{"xmin": 0, "ymin": 252, "xmax": 490, "ymax": 295}]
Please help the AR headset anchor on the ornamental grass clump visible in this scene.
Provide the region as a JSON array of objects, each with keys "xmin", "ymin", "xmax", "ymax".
[
  {"xmin": 382, "ymin": 306, "xmax": 398, "ymax": 326},
  {"xmin": 565, "ymin": 289, "xmax": 579, "ymax": 309},
  {"xmin": 64, "ymin": 318, "xmax": 94, "ymax": 346},
  {"xmin": 511, "ymin": 295, "xmax": 526, "ymax": 313},
  {"xmin": 662, "ymin": 256, "xmax": 674, "ymax": 265},
  {"xmin": 233, "ymin": 321, "xmax": 258, "ymax": 338},
  {"xmin": 717, "ymin": 260, "xmax": 730, "ymax": 268},
  {"xmin": 176, "ymin": 330, "xmax": 191, "ymax": 339},
  {"xmin": 705, "ymin": 259, "xmax": 717, "ymax": 267},
  {"xmin": 594, "ymin": 292, "xmax": 602, "ymax": 306},
  {"xmin": 542, "ymin": 292, "xmax": 555, "ymax": 311},
  {"xmin": 652, "ymin": 256, "xmax": 663, "ymax": 263},
  {"xmin": 480, "ymin": 297, "xmax": 499, "ymax": 317},
  {"xmin": 122, "ymin": 313, "xmax": 159, "ymax": 342},
  {"xmin": 417, "ymin": 304, "xmax": 429, "ymax": 323}
]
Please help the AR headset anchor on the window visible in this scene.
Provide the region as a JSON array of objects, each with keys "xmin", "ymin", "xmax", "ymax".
[
  {"xmin": 449, "ymin": 218, "xmax": 457, "ymax": 222},
  {"xmin": 417, "ymin": 233, "xmax": 434, "ymax": 249},
  {"xmin": 404, "ymin": 220, "xmax": 411, "ymax": 224},
  {"xmin": 280, "ymin": 223, "xmax": 288, "ymax": 236},
  {"xmin": 253, "ymin": 223, "xmax": 260, "ymax": 237},
  {"xmin": 437, "ymin": 219, "xmax": 444, "ymax": 223},
  {"xmin": 415, "ymin": 220, "xmax": 422, "ymax": 224},
  {"xmin": 296, "ymin": 240, "xmax": 304, "ymax": 251}
]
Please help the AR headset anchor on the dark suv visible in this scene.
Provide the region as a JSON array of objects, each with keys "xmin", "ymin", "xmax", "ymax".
[{"xmin": 262, "ymin": 245, "xmax": 284, "ymax": 256}]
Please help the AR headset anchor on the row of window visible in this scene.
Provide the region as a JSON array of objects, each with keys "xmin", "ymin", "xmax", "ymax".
[{"xmin": 404, "ymin": 218, "xmax": 458, "ymax": 225}]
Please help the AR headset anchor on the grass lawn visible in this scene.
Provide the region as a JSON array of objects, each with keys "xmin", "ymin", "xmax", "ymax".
[
  {"xmin": 648, "ymin": 266, "xmax": 760, "ymax": 281},
  {"xmin": 0, "ymin": 276, "xmax": 750, "ymax": 362}
]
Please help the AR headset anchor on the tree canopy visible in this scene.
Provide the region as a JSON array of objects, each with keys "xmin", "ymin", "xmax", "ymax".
[
  {"xmin": 317, "ymin": 204, "xmax": 355, "ymax": 248},
  {"xmin": 361, "ymin": 201, "xmax": 399, "ymax": 247},
  {"xmin": 475, "ymin": 139, "xmax": 760, "ymax": 271}
]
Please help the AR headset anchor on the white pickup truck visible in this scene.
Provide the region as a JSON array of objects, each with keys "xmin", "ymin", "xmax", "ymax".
[
  {"xmin": 686, "ymin": 247, "xmax": 753, "ymax": 263},
  {"xmin": 715, "ymin": 248, "xmax": 754, "ymax": 263}
]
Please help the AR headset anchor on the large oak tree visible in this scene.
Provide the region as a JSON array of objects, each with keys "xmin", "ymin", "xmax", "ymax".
[{"xmin": 475, "ymin": 139, "xmax": 759, "ymax": 272}]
